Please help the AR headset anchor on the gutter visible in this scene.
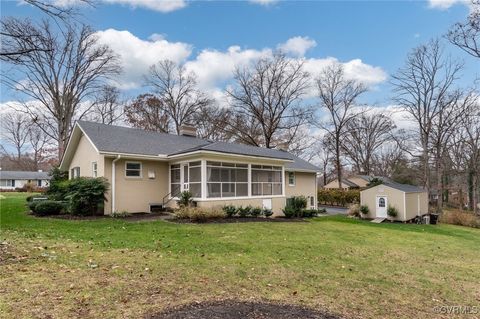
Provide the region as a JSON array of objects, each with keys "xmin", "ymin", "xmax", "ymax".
[{"xmin": 111, "ymin": 155, "xmax": 121, "ymax": 213}]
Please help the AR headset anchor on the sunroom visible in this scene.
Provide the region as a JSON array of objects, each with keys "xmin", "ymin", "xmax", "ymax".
[{"xmin": 169, "ymin": 160, "xmax": 285, "ymax": 201}]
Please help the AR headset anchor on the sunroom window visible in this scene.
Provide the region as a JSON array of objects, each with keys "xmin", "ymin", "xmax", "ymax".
[
  {"xmin": 251, "ymin": 165, "xmax": 283, "ymax": 196},
  {"xmin": 170, "ymin": 164, "xmax": 181, "ymax": 197},
  {"xmin": 206, "ymin": 161, "xmax": 248, "ymax": 198}
]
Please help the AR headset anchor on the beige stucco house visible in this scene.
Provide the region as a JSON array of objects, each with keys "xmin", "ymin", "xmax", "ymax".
[
  {"xmin": 60, "ymin": 121, "xmax": 320, "ymax": 215},
  {"xmin": 360, "ymin": 182, "xmax": 428, "ymax": 221}
]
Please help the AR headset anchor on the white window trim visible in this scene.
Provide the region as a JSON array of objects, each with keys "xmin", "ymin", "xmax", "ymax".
[
  {"xmin": 288, "ymin": 171, "xmax": 295, "ymax": 186},
  {"xmin": 125, "ymin": 161, "xmax": 142, "ymax": 178},
  {"xmin": 169, "ymin": 160, "xmax": 287, "ymax": 201}
]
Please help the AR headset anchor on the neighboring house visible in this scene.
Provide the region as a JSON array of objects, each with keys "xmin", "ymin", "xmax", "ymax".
[
  {"xmin": 0, "ymin": 170, "xmax": 50, "ymax": 190},
  {"xmin": 60, "ymin": 121, "xmax": 321, "ymax": 215},
  {"xmin": 323, "ymin": 175, "xmax": 381, "ymax": 190},
  {"xmin": 360, "ymin": 181, "xmax": 428, "ymax": 221}
]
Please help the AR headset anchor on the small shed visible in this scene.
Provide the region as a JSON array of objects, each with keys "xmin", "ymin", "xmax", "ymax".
[{"xmin": 360, "ymin": 182, "xmax": 428, "ymax": 221}]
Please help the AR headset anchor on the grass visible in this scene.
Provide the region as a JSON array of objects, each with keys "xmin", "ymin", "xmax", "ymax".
[{"xmin": 1, "ymin": 192, "xmax": 479, "ymax": 318}]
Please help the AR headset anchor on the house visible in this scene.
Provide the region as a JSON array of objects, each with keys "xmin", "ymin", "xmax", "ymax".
[
  {"xmin": 323, "ymin": 175, "xmax": 379, "ymax": 190},
  {"xmin": 360, "ymin": 181, "xmax": 428, "ymax": 221},
  {"xmin": 0, "ymin": 170, "xmax": 50, "ymax": 190},
  {"xmin": 59, "ymin": 121, "xmax": 321, "ymax": 215}
]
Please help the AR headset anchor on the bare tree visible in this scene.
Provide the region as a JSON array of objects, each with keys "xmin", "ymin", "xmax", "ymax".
[
  {"xmin": 447, "ymin": 0, "xmax": 480, "ymax": 58},
  {"xmin": 342, "ymin": 111, "xmax": 396, "ymax": 175},
  {"xmin": 193, "ymin": 105, "xmax": 233, "ymax": 141},
  {"xmin": 1, "ymin": 112, "xmax": 30, "ymax": 159},
  {"xmin": 1, "ymin": 20, "xmax": 120, "ymax": 159},
  {"xmin": 28, "ymin": 123, "xmax": 52, "ymax": 171},
  {"xmin": 89, "ymin": 85, "xmax": 124, "ymax": 125},
  {"xmin": 226, "ymin": 54, "xmax": 311, "ymax": 149},
  {"xmin": 315, "ymin": 63, "xmax": 367, "ymax": 188},
  {"xmin": 1, "ymin": 0, "xmax": 92, "ymax": 62},
  {"xmin": 391, "ymin": 39, "xmax": 463, "ymax": 200},
  {"xmin": 124, "ymin": 94, "xmax": 170, "ymax": 133},
  {"xmin": 146, "ymin": 60, "xmax": 212, "ymax": 135}
]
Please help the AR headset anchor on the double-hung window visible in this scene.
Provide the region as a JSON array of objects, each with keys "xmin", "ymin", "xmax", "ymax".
[
  {"xmin": 92, "ymin": 162, "xmax": 98, "ymax": 177},
  {"xmin": 125, "ymin": 162, "xmax": 142, "ymax": 177},
  {"xmin": 251, "ymin": 165, "xmax": 283, "ymax": 196},
  {"xmin": 206, "ymin": 161, "xmax": 248, "ymax": 198},
  {"xmin": 288, "ymin": 172, "xmax": 295, "ymax": 186},
  {"xmin": 70, "ymin": 167, "xmax": 80, "ymax": 179},
  {"xmin": 0, "ymin": 180, "xmax": 14, "ymax": 187}
]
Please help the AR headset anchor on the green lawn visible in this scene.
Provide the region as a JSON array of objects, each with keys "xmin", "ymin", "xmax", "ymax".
[{"xmin": 1, "ymin": 192, "xmax": 479, "ymax": 318}]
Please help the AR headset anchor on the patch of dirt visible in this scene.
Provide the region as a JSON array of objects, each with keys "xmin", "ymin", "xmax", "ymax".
[
  {"xmin": 0, "ymin": 241, "xmax": 28, "ymax": 265},
  {"xmin": 147, "ymin": 301, "xmax": 341, "ymax": 319}
]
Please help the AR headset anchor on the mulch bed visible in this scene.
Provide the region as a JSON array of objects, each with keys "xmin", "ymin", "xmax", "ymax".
[
  {"xmin": 30, "ymin": 212, "xmax": 309, "ymax": 223},
  {"xmin": 172, "ymin": 217, "xmax": 307, "ymax": 224},
  {"xmin": 146, "ymin": 301, "xmax": 341, "ymax": 319}
]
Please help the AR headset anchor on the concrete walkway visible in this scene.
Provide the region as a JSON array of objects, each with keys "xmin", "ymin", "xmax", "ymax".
[{"xmin": 318, "ymin": 205, "xmax": 348, "ymax": 215}]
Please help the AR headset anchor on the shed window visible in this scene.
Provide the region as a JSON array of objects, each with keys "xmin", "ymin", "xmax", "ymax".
[
  {"xmin": 70, "ymin": 167, "xmax": 80, "ymax": 179},
  {"xmin": 288, "ymin": 172, "xmax": 295, "ymax": 186},
  {"xmin": 378, "ymin": 198, "xmax": 385, "ymax": 207}
]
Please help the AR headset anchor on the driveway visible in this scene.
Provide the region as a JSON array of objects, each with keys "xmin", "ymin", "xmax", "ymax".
[{"xmin": 318, "ymin": 205, "xmax": 348, "ymax": 215}]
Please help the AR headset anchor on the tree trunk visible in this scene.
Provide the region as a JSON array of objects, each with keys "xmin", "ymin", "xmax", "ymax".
[
  {"xmin": 336, "ymin": 138, "xmax": 342, "ymax": 189},
  {"xmin": 436, "ymin": 156, "xmax": 443, "ymax": 214},
  {"xmin": 467, "ymin": 170, "xmax": 474, "ymax": 211}
]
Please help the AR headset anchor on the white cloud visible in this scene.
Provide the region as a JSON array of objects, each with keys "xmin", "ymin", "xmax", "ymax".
[
  {"xmin": 95, "ymin": 29, "xmax": 192, "ymax": 89},
  {"xmin": 185, "ymin": 45, "xmax": 272, "ymax": 91},
  {"xmin": 304, "ymin": 57, "xmax": 388, "ymax": 88},
  {"xmin": 102, "ymin": 0, "xmax": 187, "ymax": 13},
  {"xmin": 249, "ymin": 0, "xmax": 278, "ymax": 6},
  {"xmin": 277, "ymin": 36, "xmax": 317, "ymax": 57},
  {"xmin": 428, "ymin": 0, "xmax": 469, "ymax": 10}
]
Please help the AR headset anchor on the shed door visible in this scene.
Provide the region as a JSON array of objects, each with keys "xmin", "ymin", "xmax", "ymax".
[{"xmin": 376, "ymin": 196, "xmax": 388, "ymax": 218}]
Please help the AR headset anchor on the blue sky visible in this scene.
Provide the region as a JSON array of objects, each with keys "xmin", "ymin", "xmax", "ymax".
[{"xmin": 1, "ymin": 0, "xmax": 478, "ymax": 107}]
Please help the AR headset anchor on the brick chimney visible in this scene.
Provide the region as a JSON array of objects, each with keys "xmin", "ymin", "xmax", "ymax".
[{"xmin": 179, "ymin": 124, "xmax": 197, "ymax": 137}]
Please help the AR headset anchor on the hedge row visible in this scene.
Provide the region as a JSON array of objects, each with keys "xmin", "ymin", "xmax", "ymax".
[{"xmin": 317, "ymin": 189, "xmax": 360, "ymax": 207}]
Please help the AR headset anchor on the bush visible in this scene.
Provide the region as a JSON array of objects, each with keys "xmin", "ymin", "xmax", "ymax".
[
  {"xmin": 33, "ymin": 200, "xmax": 64, "ymax": 216},
  {"xmin": 250, "ymin": 207, "xmax": 262, "ymax": 217},
  {"xmin": 174, "ymin": 207, "xmax": 225, "ymax": 222},
  {"xmin": 347, "ymin": 204, "xmax": 361, "ymax": 217},
  {"xmin": 262, "ymin": 208, "xmax": 273, "ymax": 217},
  {"xmin": 282, "ymin": 205, "xmax": 296, "ymax": 218},
  {"xmin": 302, "ymin": 209, "xmax": 319, "ymax": 218},
  {"xmin": 46, "ymin": 166, "xmax": 69, "ymax": 200},
  {"xmin": 222, "ymin": 205, "xmax": 237, "ymax": 217},
  {"xmin": 237, "ymin": 205, "xmax": 252, "ymax": 217},
  {"xmin": 65, "ymin": 177, "xmax": 109, "ymax": 216},
  {"xmin": 28, "ymin": 201, "xmax": 39, "ymax": 212},
  {"xmin": 439, "ymin": 210, "xmax": 480, "ymax": 228},
  {"xmin": 317, "ymin": 189, "xmax": 360, "ymax": 207},
  {"xmin": 387, "ymin": 205, "xmax": 398, "ymax": 218},
  {"xmin": 177, "ymin": 191, "xmax": 193, "ymax": 207},
  {"xmin": 111, "ymin": 211, "xmax": 131, "ymax": 218},
  {"xmin": 360, "ymin": 205, "xmax": 370, "ymax": 216}
]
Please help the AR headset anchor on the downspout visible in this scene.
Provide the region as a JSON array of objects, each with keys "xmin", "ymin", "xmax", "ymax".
[{"xmin": 111, "ymin": 155, "xmax": 121, "ymax": 214}]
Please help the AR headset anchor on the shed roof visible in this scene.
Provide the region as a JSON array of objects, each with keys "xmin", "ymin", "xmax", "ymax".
[{"xmin": 362, "ymin": 180, "xmax": 425, "ymax": 193}]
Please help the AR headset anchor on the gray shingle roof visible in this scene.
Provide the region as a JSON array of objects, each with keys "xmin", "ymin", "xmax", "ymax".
[
  {"xmin": 0, "ymin": 171, "xmax": 50, "ymax": 180},
  {"xmin": 383, "ymin": 181, "xmax": 425, "ymax": 193},
  {"xmin": 77, "ymin": 121, "xmax": 321, "ymax": 172}
]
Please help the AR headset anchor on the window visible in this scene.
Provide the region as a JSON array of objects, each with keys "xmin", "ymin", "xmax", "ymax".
[
  {"xmin": 170, "ymin": 164, "xmax": 181, "ymax": 197},
  {"xmin": 125, "ymin": 162, "xmax": 142, "ymax": 177},
  {"xmin": 92, "ymin": 162, "xmax": 98, "ymax": 177},
  {"xmin": 206, "ymin": 161, "xmax": 248, "ymax": 198},
  {"xmin": 70, "ymin": 167, "xmax": 80, "ymax": 179},
  {"xmin": 0, "ymin": 180, "xmax": 14, "ymax": 187},
  {"xmin": 37, "ymin": 180, "xmax": 42, "ymax": 187},
  {"xmin": 378, "ymin": 198, "xmax": 385, "ymax": 207},
  {"xmin": 310, "ymin": 196, "xmax": 314, "ymax": 208},
  {"xmin": 188, "ymin": 161, "xmax": 201, "ymax": 197},
  {"xmin": 251, "ymin": 165, "xmax": 283, "ymax": 196},
  {"xmin": 288, "ymin": 172, "xmax": 295, "ymax": 186}
]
